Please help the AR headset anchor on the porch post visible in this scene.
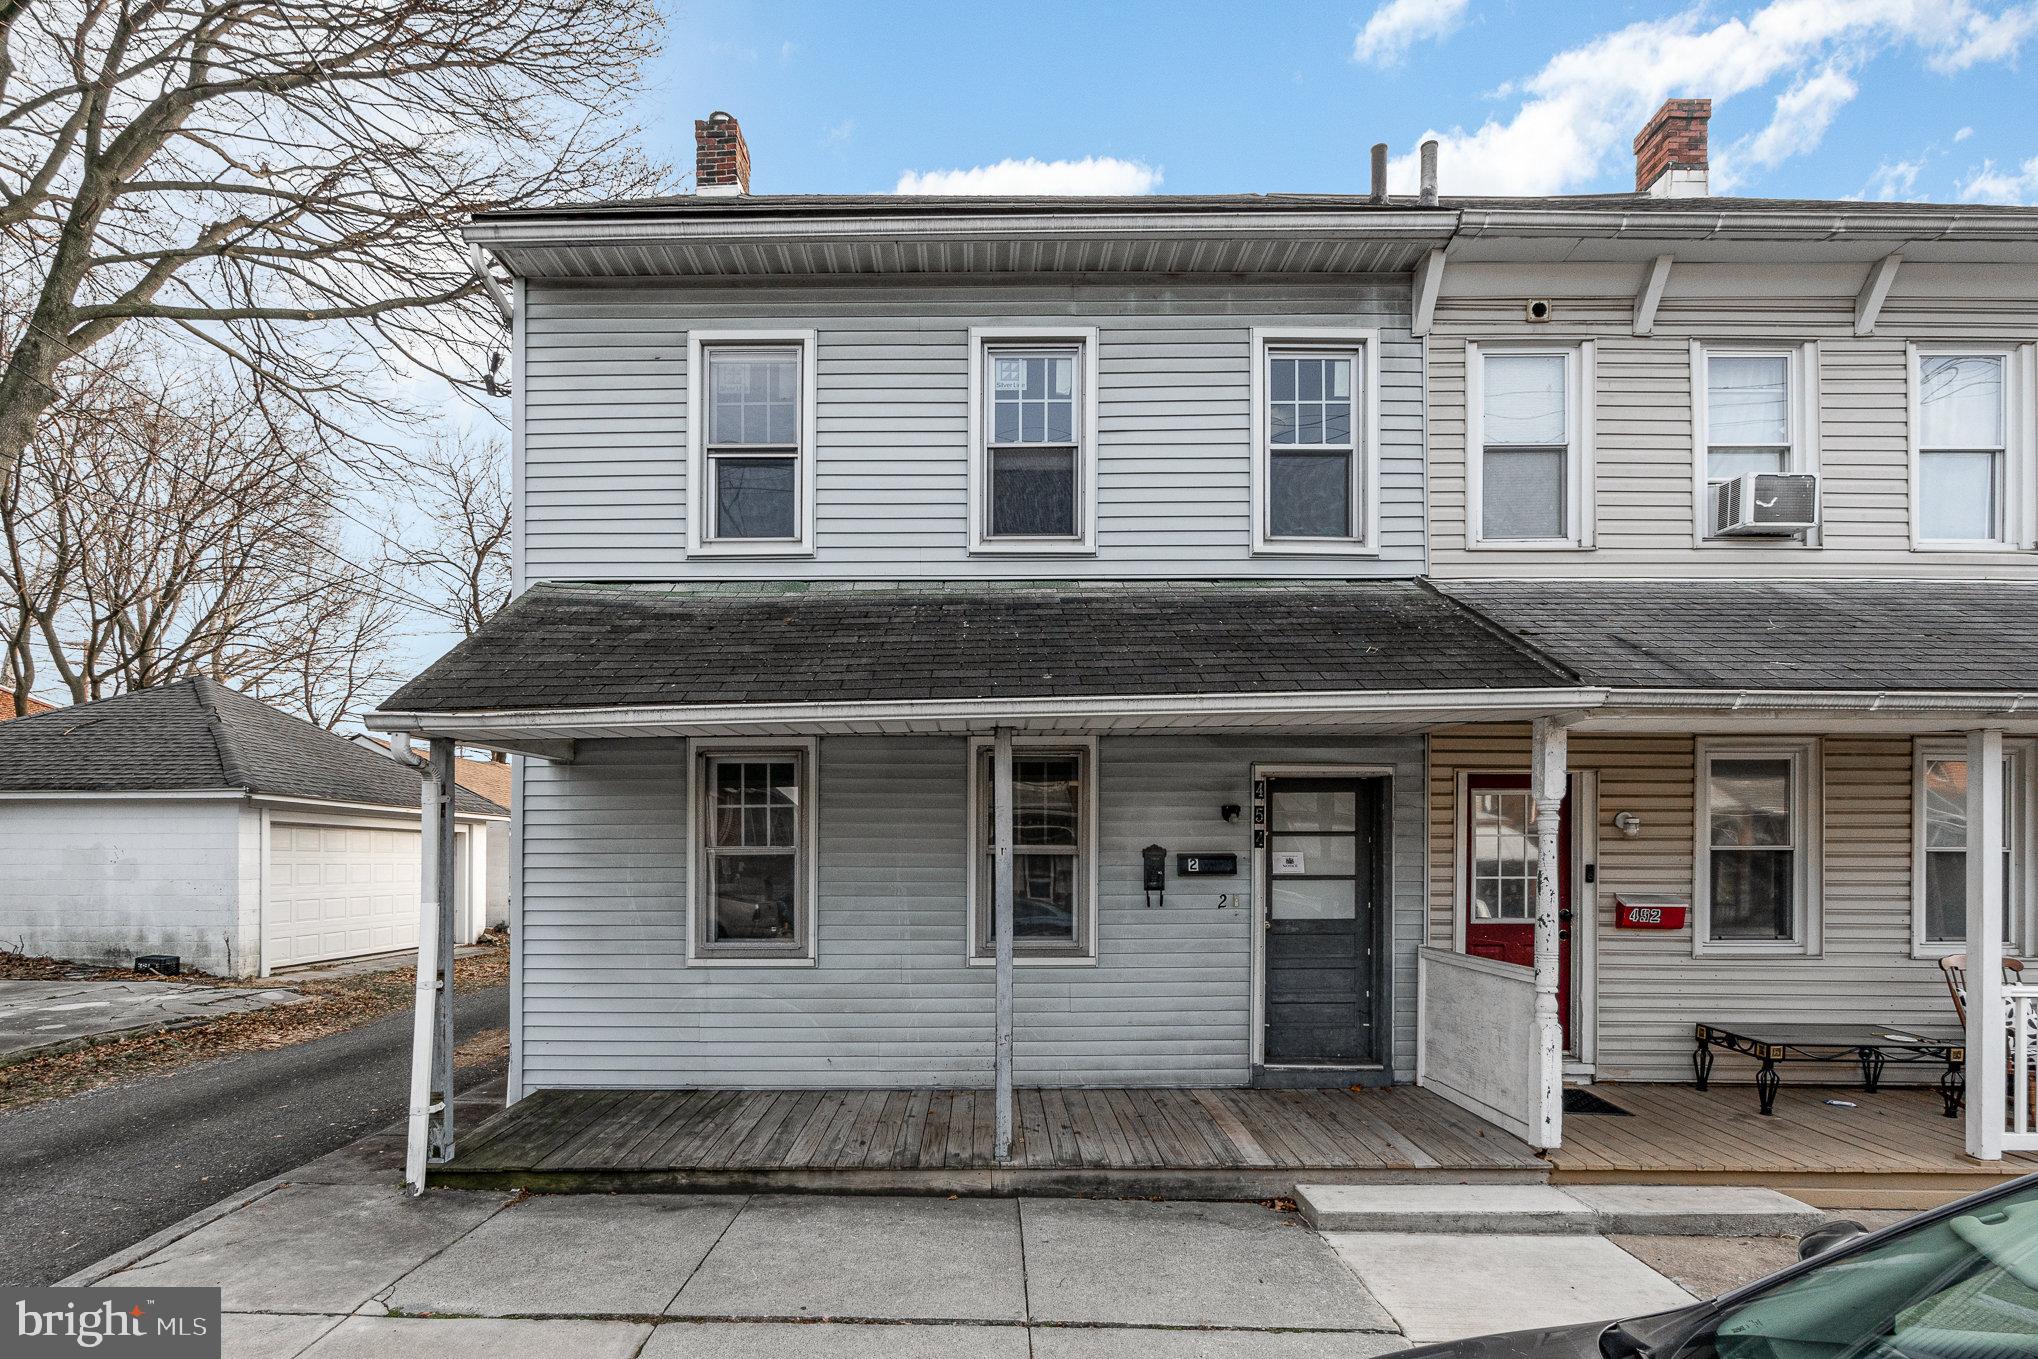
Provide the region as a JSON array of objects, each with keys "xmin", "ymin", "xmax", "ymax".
[
  {"xmin": 992, "ymin": 727, "xmax": 1016, "ymax": 1162},
  {"xmin": 1529, "ymin": 717, "xmax": 1568, "ymax": 1149},
  {"xmin": 405, "ymin": 737, "xmax": 460, "ymax": 1193},
  {"xmin": 1965, "ymin": 727, "xmax": 2007, "ymax": 1160}
]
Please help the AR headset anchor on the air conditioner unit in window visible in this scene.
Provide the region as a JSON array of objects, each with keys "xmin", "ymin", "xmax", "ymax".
[{"xmin": 1711, "ymin": 472, "xmax": 1819, "ymax": 537}]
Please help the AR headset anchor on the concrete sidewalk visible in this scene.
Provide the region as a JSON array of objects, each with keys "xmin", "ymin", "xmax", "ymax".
[{"xmin": 0, "ymin": 978, "xmax": 303, "ymax": 1065}]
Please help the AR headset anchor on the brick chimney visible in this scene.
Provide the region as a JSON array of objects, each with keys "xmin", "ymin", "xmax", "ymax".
[
  {"xmin": 694, "ymin": 111, "xmax": 750, "ymax": 196},
  {"xmin": 1633, "ymin": 98, "xmax": 1710, "ymax": 198}
]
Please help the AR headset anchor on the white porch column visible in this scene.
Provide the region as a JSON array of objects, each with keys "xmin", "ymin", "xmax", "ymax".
[
  {"xmin": 1966, "ymin": 727, "xmax": 2007, "ymax": 1160},
  {"xmin": 1529, "ymin": 717, "xmax": 1568, "ymax": 1149},
  {"xmin": 992, "ymin": 727, "xmax": 1016, "ymax": 1162},
  {"xmin": 405, "ymin": 738, "xmax": 460, "ymax": 1193}
]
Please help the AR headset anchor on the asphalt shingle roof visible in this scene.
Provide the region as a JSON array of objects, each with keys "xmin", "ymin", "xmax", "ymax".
[
  {"xmin": 0, "ymin": 678, "xmax": 503, "ymax": 813},
  {"xmin": 379, "ymin": 581, "xmax": 1579, "ymax": 714},
  {"xmin": 1439, "ymin": 580, "xmax": 2038, "ymax": 692}
]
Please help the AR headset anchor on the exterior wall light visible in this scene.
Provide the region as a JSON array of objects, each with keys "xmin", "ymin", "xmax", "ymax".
[{"xmin": 1613, "ymin": 811, "xmax": 1643, "ymax": 837}]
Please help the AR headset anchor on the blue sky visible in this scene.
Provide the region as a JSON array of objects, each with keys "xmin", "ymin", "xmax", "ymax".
[{"xmin": 652, "ymin": 0, "xmax": 2038, "ymax": 202}]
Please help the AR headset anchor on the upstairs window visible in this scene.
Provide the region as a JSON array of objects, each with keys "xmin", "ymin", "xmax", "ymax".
[
  {"xmin": 1695, "ymin": 344, "xmax": 1817, "ymax": 545},
  {"xmin": 686, "ymin": 331, "xmax": 816, "ymax": 556},
  {"xmin": 1470, "ymin": 344, "xmax": 1592, "ymax": 547},
  {"xmin": 1251, "ymin": 330, "xmax": 1378, "ymax": 555},
  {"xmin": 969, "ymin": 329, "xmax": 1097, "ymax": 553},
  {"xmin": 1917, "ymin": 352, "xmax": 2008, "ymax": 544}
]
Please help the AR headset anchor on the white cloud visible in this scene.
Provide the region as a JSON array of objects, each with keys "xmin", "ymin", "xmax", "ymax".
[
  {"xmin": 1862, "ymin": 157, "xmax": 1923, "ymax": 198},
  {"xmin": 893, "ymin": 156, "xmax": 1163, "ymax": 195},
  {"xmin": 1352, "ymin": 0, "xmax": 1470, "ymax": 66},
  {"xmin": 824, "ymin": 119, "xmax": 855, "ymax": 145},
  {"xmin": 1714, "ymin": 65, "xmax": 1858, "ymax": 189},
  {"xmin": 1955, "ymin": 125, "xmax": 1976, "ymax": 141},
  {"xmin": 1961, "ymin": 155, "xmax": 2038, "ymax": 202},
  {"xmin": 1385, "ymin": 0, "xmax": 2038, "ymax": 197}
]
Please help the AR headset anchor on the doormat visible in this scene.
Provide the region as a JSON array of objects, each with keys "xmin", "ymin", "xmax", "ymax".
[{"xmin": 1562, "ymin": 1088, "xmax": 1632, "ymax": 1116}]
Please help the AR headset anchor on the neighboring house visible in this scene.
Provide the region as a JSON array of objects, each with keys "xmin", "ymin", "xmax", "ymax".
[
  {"xmin": 353, "ymin": 734, "xmax": 513, "ymax": 929},
  {"xmin": 372, "ymin": 102, "xmax": 2038, "ymax": 1186},
  {"xmin": 1, "ymin": 695, "xmax": 57, "ymax": 720},
  {"xmin": 0, "ymin": 678, "xmax": 505, "ymax": 976}
]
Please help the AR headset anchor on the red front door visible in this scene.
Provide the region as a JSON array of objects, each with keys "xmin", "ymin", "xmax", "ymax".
[{"xmin": 1464, "ymin": 773, "xmax": 1573, "ymax": 1050}]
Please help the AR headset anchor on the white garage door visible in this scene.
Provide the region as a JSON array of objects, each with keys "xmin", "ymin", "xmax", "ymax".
[{"xmin": 266, "ymin": 821, "xmax": 422, "ymax": 968}]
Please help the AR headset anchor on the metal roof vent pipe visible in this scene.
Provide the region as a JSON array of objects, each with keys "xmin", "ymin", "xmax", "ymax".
[
  {"xmin": 1370, "ymin": 143, "xmax": 1389, "ymax": 203},
  {"xmin": 1418, "ymin": 139, "xmax": 1440, "ymax": 206}
]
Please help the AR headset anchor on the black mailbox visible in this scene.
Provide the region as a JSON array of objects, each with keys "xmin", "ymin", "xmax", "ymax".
[{"xmin": 1176, "ymin": 853, "xmax": 1238, "ymax": 877}]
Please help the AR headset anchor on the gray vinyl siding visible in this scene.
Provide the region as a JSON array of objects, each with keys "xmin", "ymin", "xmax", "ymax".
[
  {"xmin": 517, "ymin": 733, "xmax": 1425, "ymax": 1091},
  {"xmin": 1428, "ymin": 725, "xmax": 1953, "ymax": 1083},
  {"xmin": 1426, "ymin": 267, "xmax": 2038, "ymax": 579},
  {"xmin": 518, "ymin": 279, "xmax": 1424, "ymax": 581}
]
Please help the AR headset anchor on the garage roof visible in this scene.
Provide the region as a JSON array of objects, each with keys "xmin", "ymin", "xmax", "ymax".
[{"xmin": 0, "ymin": 678, "xmax": 503, "ymax": 814}]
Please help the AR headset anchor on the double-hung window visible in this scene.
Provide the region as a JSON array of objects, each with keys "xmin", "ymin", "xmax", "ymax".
[
  {"xmin": 968, "ymin": 738, "xmax": 1096, "ymax": 962},
  {"xmin": 686, "ymin": 332, "xmax": 816, "ymax": 555},
  {"xmin": 1695, "ymin": 740, "xmax": 1821, "ymax": 955},
  {"xmin": 1251, "ymin": 330, "xmax": 1378, "ymax": 554},
  {"xmin": 1696, "ymin": 345, "xmax": 1814, "ymax": 542},
  {"xmin": 690, "ymin": 743, "xmax": 815, "ymax": 963},
  {"xmin": 1470, "ymin": 343, "xmax": 1592, "ymax": 546},
  {"xmin": 1915, "ymin": 743, "xmax": 2029, "ymax": 954},
  {"xmin": 969, "ymin": 329, "xmax": 1097, "ymax": 553},
  {"xmin": 1915, "ymin": 350, "xmax": 2011, "ymax": 545}
]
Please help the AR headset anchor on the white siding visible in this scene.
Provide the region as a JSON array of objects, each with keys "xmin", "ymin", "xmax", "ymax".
[
  {"xmin": 518, "ymin": 280, "xmax": 1424, "ymax": 581},
  {"xmin": 0, "ymin": 798, "xmax": 246, "ymax": 975},
  {"xmin": 1427, "ymin": 261, "xmax": 2038, "ymax": 578},
  {"xmin": 1428, "ymin": 726, "xmax": 1951, "ymax": 1082},
  {"xmin": 518, "ymin": 733, "xmax": 1426, "ymax": 1091}
]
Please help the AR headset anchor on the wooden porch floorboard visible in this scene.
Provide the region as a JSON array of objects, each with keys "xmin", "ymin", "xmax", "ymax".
[{"xmin": 437, "ymin": 1083, "xmax": 1545, "ymax": 1193}]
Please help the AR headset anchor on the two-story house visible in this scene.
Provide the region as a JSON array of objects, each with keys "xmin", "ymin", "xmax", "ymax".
[{"xmin": 376, "ymin": 105, "xmax": 2038, "ymax": 1200}]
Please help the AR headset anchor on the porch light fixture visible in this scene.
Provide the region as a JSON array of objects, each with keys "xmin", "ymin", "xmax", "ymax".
[
  {"xmin": 1220, "ymin": 803, "xmax": 1242, "ymax": 823},
  {"xmin": 1613, "ymin": 810, "xmax": 1643, "ymax": 837}
]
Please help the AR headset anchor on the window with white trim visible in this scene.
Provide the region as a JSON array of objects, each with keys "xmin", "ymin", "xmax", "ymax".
[
  {"xmin": 1695, "ymin": 740, "xmax": 1821, "ymax": 953},
  {"xmin": 1250, "ymin": 330, "xmax": 1377, "ymax": 554},
  {"xmin": 692, "ymin": 747, "xmax": 813, "ymax": 961},
  {"xmin": 968, "ymin": 741, "xmax": 1095, "ymax": 961},
  {"xmin": 968, "ymin": 330, "xmax": 1097, "ymax": 553},
  {"xmin": 1915, "ymin": 743, "xmax": 2029, "ymax": 953},
  {"xmin": 1917, "ymin": 352, "xmax": 2009, "ymax": 544},
  {"xmin": 686, "ymin": 332, "xmax": 815, "ymax": 556},
  {"xmin": 1697, "ymin": 345, "xmax": 1813, "ymax": 542},
  {"xmin": 1473, "ymin": 346, "xmax": 1587, "ymax": 545}
]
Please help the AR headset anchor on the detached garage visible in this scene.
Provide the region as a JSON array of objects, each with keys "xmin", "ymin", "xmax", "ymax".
[{"xmin": 0, "ymin": 678, "xmax": 505, "ymax": 976}]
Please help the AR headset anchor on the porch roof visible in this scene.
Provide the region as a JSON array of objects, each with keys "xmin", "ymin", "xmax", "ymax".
[{"xmin": 368, "ymin": 580, "xmax": 1598, "ymax": 746}]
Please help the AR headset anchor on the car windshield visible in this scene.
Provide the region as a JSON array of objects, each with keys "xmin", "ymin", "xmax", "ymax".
[{"xmin": 1690, "ymin": 1181, "xmax": 2038, "ymax": 1359}]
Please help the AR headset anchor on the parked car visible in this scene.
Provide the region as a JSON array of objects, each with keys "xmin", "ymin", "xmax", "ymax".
[{"xmin": 1404, "ymin": 1174, "xmax": 2038, "ymax": 1359}]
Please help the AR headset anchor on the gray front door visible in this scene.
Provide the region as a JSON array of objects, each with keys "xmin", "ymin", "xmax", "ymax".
[{"xmin": 1262, "ymin": 776, "xmax": 1384, "ymax": 1068}]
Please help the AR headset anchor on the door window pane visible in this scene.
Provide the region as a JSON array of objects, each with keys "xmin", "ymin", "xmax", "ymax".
[
  {"xmin": 989, "ymin": 448, "xmax": 1076, "ymax": 537},
  {"xmin": 1269, "ymin": 450, "xmax": 1352, "ymax": 537},
  {"xmin": 1270, "ymin": 879, "xmax": 1358, "ymax": 920},
  {"xmin": 1707, "ymin": 355, "xmax": 1789, "ymax": 447},
  {"xmin": 1483, "ymin": 447, "xmax": 1567, "ymax": 539},
  {"xmin": 1919, "ymin": 450, "xmax": 2001, "ymax": 541},
  {"xmin": 1271, "ymin": 788, "xmax": 1358, "ymax": 833},
  {"xmin": 1921, "ymin": 355, "xmax": 2004, "ymax": 448},
  {"xmin": 713, "ymin": 456, "xmax": 797, "ymax": 539},
  {"xmin": 1483, "ymin": 354, "xmax": 1567, "ymax": 445},
  {"xmin": 709, "ymin": 350, "xmax": 799, "ymax": 446},
  {"xmin": 1470, "ymin": 790, "xmax": 1539, "ymax": 922}
]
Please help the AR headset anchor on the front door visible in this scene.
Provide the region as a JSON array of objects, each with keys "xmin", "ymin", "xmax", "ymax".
[
  {"xmin": 1464, "ymin": 773, "xmax": 1573, "ymax": 1050},
  {"xmin": 1261, "ymin": 776, "xmax": 1384, "ymax": 1068}
]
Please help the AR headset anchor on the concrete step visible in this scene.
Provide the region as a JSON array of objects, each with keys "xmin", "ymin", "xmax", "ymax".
[{"xmin": 1296, "ymin": 1183, "xmax": 1827, "ymax": 1237}]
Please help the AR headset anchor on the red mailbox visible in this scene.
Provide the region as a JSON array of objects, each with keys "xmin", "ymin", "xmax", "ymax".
[{"xmin": 1614, "ymin": 894, "xmax": 1689, "ymax": 930}]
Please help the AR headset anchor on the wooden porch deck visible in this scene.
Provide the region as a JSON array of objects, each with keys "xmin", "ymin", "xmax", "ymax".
[
  {"xmin": 433, "ymin": 1085, "xmax": 1547, "ymax": 1197},
  {"xmin": 1553, "ymin": 1082, "xmax": 2038, "ymax": 1209}
]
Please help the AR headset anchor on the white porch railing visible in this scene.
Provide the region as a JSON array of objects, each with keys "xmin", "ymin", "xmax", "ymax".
[
  {"xmin": 2009, "ymin": 984, "xmax": 2038, "ymax": 1151},
  {"xmin": 1416, "ymin": 947, "xmax": 1559, "ymax": 1148}
]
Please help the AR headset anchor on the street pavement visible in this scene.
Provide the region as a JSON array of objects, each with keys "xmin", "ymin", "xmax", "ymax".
[
  {"xmin": 0, "ymin": 978, "xmax": 305, "ymax": 1064},
  {"xmin": 0, "ymin": 983, "xmax": 507, "ymax": 1286}
]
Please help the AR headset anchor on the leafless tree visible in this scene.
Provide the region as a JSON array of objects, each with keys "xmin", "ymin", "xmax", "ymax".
[
  {"xmin": 401, "ymin": 435, "xmax": 511, "ymax": 636},
  {"xmin": 0, "ymin": 337, "xmax": 407, "ymax": 725},
  {"xmin": 0, "ymin": 0, "xmax": 669, "ymax": 496}
]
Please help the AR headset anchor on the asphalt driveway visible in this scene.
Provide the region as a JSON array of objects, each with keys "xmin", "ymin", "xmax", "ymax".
[{"xmin": 0, "ymin": 983, "xmax": 507, "ymax": 1285}]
